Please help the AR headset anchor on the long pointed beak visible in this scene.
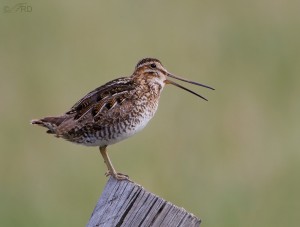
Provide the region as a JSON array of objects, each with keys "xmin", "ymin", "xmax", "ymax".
[{"xmin": 165, "ymin": 73, "xmax": 214, "ymax": 101}]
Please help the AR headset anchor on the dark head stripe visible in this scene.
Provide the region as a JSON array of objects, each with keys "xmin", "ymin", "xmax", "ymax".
[{"xmin": 136, "ymin": 58, "xmax": 162, "ymax": 69}]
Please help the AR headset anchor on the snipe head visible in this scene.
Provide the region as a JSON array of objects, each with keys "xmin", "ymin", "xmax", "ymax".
[{"xmin": 132, "ymin": 58, "xmax": 214, "ymax": 101}]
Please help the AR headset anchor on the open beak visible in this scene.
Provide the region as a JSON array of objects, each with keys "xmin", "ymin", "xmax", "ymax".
[{"xmin": 164, "ymin": 73, "xmax": 214, "ymax": 101}]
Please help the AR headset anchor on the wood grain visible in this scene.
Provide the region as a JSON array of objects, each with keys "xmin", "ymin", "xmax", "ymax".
[{"xmin": 87, "ymin": 177, "xmax": 201, "ymax": 227}]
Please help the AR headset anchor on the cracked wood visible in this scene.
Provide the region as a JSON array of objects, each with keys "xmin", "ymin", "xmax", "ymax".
[{"xmin": 87, "ymin": 178, "xmax": 201, "ymax": 227}]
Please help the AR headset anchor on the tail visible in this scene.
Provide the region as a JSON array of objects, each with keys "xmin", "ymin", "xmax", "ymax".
[{"xmin": 31, "ymin": 116, "xmax": 66, "ymax": 134}]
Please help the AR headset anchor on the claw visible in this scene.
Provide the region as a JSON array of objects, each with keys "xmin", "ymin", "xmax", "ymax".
[{"xmin": 104, "ymin": 171, "xmax": 131, "ymax": 181}]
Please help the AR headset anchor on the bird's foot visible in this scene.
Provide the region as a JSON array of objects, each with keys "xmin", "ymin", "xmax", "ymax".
[{"xmin": 105, "ymin": 171, "xmax": 131, "ymax": 181}]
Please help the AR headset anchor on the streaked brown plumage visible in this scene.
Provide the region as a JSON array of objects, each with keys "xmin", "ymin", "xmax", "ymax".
[{"xmin": 31, "ymin": 58, "xmax": 214, "ymax": 180}]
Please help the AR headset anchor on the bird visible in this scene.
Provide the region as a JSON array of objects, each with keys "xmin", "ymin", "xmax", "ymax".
[{"xmin": 31, "ymin": 58, "xmax": 214, "ymax": 180}]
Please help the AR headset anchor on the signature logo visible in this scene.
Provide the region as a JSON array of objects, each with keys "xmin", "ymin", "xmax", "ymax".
[{"xmin": 3, "ymin": 3, "xmax": 32, "ymax": 13}]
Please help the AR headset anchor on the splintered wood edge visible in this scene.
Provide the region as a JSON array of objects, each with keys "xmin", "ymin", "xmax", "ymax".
[{"xmin": 87, "ymin": 177, "xmax": 201, "ymax": 227}]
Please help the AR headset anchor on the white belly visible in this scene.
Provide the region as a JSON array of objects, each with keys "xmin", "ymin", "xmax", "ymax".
[{"xmin": 80, "ymin": 105, "xmax": 157, "ymax": 147}]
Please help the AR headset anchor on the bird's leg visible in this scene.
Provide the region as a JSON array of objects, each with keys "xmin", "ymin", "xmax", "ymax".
[{"xmin": 99, "ymin": 146, "xmax": 130, "ymax": 181}]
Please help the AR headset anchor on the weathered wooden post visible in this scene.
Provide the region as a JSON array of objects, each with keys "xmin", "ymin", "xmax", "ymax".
[{"xmin": 87, "ymin": 177, "xmax": 201, "ymax": 227}]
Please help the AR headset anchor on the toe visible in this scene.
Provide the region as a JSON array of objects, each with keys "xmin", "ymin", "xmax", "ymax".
[{"xmin": 115, "ymin": 173, "xmax": 131, "ymax": 181}]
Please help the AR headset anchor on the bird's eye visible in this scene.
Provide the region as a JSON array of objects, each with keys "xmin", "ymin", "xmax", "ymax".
[{"xmin": 150, "ymin": 63, "xmax": 156, "ymax": 68}]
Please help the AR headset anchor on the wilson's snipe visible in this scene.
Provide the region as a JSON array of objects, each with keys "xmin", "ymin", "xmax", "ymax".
[{"xmin": 31, "ymin": 58, "xmax": 214, "ymax": 180}]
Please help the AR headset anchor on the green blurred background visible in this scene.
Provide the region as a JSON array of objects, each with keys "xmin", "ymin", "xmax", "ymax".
[{"xmin": 1, "ymin": 1, "xmax": 299, "ymax": 226}]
